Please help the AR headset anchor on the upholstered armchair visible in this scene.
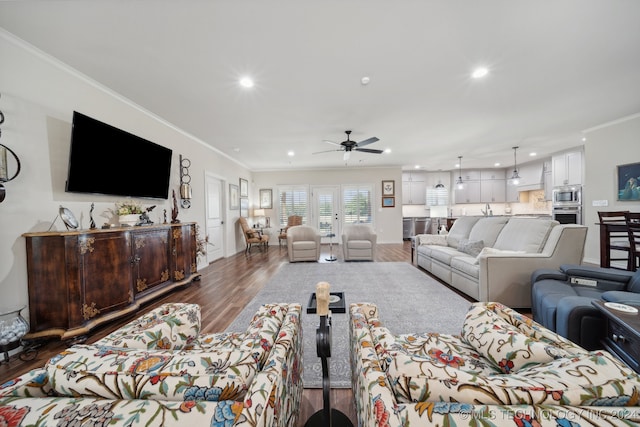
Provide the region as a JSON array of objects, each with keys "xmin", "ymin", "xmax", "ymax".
[
  {"xmin": 342, "ymin": 224, "xmax": 377, "ymax": 261},
  {"xmin": 286, "ymin": 225, "xmax": 321, "ymax": 262},
  {"xmin": 278, "ymin": 215, "xmax": 302, "ymax": 247},
  {"xmin": 239, "ymin": 216, "xmax": 269, "ymax": 252}
]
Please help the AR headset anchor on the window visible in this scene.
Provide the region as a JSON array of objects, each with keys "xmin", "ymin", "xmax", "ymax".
[
  {"xmin": 277, "ymin": 185, "xmax": 309, "ymax": 227},
  {"xmin": 342, "ymin": 185, "xmax": 373, "ymax": 225}
]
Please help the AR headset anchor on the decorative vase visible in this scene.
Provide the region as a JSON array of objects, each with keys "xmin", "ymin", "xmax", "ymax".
[{"xmin": 119, "ymin": 214, "xmax": 140, "ymax": 227}]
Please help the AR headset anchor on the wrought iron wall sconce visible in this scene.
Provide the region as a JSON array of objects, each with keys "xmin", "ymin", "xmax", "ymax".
[
  {"xmin": 179, "ymin": 155, "xmax": 192, "ymax": 208},
  {"xmin": 0, "ymin": 94, "xmax": 22, "ymax": 203}
]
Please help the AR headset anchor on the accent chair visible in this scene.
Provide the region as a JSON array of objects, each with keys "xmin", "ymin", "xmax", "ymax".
[
  {"xmin": 342, "ymin": 224, "xmax": 377, "ymax": 261},
  {"xmin": 239, "ymin": 216, "xmax": 269, "ymax": 252},
  {"xmin": 286, "ymin": 225, "xmax": 321, "ymax": 262},
  {"xmin": 278, "ymin": 215, "xmax": 302, "ymax": 247}
]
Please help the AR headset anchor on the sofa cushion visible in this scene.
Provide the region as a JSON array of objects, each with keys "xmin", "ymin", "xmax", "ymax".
[
  {"xmin": 347, "ymin": 240, "xmax": 373, "ymax": 249},
  {"xmin": 467, "ymin": 216, "xmax": 509, "ymax": 247},
  {"xmin": 474, "ymin": 247, "xmax": 526, "ymax": 264},
  {"xmin": 418, "ymin": 234, "xmax": 447, "ymax": 246},
  {"xmin": 46, "ymin": 344, "xmax": 257, "ymax": 402},
  {"xmin": 446, "ymin": 216, "xmax": 481, "ymax": 248},
  {"xmin": 450, "ymin": 256, "xmax": 479, "ymax": 278},
  {"xmin": 241, "ymin": 303, "xmax": 287, "ymax": 369},
  {"xmin": 430, "ymin": 246, "xmax": 465, "ymax": 266},
  {"xmin": 387, "ymin": 349, "xmax": 640, "ymax": 405},
  {"xmin": 460, "ymin": 303, "xmax": 571, "ymax": 373},
  {"xmin": 457, "ymin": 239, "xmax": 484, "ymax": 257},
  {"xmin": 493, "ymin": 218, "xmax": 557, "ymax": 253},
  {"xmin": 95, "ymin": 303, "xmax": 201, "ymax": 350}
]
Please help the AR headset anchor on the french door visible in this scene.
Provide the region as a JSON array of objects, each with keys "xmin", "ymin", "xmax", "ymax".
[{"xmin": 311, "ymin": 186, "xmax": 341, "ymax": 244}]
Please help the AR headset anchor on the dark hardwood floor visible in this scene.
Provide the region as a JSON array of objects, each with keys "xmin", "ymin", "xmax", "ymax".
[{"xmin": 0, "ymin": 240, "xmax": 423, "ymax": 426}]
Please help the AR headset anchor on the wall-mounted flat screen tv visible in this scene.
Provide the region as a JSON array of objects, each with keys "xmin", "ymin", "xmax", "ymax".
[{"xmin": 66, "ymin": 111, "xmax": 173, "ymax": 199}]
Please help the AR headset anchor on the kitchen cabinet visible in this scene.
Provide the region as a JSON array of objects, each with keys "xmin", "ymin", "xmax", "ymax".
[
  {"xmin": 454, "ymin": 181, "xmax": 481, "ymax": 204},
  {"xmin": 481, "ymin": 179, "xmax": 506, "ymax": 203},
  {"xmin": 516, "ymin": 161, "xmax": 544, "ymax": 191},
  {"xmin": 480, "ymin": 170, "xmax": 506, "ymax": 180},
  {"xmin": 552, "ymin": 150, "xmax": 583, "ymax": 186},
  {"xmin": 23, "ymin": 223, "xmax": 199, "ymax": 341},
  {"xmin": 543, "ymin": 160, "xmax": 553, "ymax": 200},
  {"xmin": 402, "ymin": 171, "xmax": 426, "ymax": 204}
]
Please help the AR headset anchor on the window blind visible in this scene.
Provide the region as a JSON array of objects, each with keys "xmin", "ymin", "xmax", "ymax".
[
  {"xmin": 342, "ymin": 185, "xmax": 373, "ymax": 225},
  {"xmin": 277, "ymin": 185, "xmax": 309, "ymax": 227}
]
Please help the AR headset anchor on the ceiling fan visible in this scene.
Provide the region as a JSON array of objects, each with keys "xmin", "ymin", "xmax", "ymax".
[{"xmin": 314, "ymin": 130, "xmax": 382, "ymax": 160}]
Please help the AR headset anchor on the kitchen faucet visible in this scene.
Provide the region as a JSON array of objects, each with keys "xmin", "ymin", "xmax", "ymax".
[{"xmin": 481, "ymin": 203, "xmax": 493, "ymax": 216}]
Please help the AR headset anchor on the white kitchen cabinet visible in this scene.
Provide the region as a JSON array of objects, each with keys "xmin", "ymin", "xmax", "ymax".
[
  {"xmin": 543, "ymin": 160, "xmax": 553, "ymax": 200},
  {"xmin": 454, "ymin": 181, "xmax": 481, "ymax": 204},
  {"xmin": 480, "ymin": 169, "xmax": 506, "ymax": 180},
  {"xmin": 402, "ymin": 172, "xmax": 426, "ymax": 204},
  {"xmin": 516, "ymin": 161, "xmax": 544, "ymax": 191},
  {"xmin": 552, "ymin": 150, "xmax": 583, "ymax": 186},
  {"xmin": 481, "ymin": 179, "xmax": 506, "ymax": 203}
]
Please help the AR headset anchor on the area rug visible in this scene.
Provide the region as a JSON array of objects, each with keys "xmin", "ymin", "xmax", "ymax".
[{"xmin": 225, "ymin": 262, "xmax": 472, "ymax": 388}]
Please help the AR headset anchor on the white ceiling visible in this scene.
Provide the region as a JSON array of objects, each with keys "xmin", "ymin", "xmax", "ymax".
[{"xmin": 1, "ymin": 1, "xmax": 640, "ymax": 172}]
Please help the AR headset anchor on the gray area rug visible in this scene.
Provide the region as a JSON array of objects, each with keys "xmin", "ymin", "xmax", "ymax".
[{"xmin": 225, "ymin": 262, "xmax": 472, "ymax": 388}]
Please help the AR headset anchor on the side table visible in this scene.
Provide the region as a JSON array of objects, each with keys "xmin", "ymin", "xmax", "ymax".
[{"xmin": 592, "ymin": 300, "xmax": 640, "ymax": 373}]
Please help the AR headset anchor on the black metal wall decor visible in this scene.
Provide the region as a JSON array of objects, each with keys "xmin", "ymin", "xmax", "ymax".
[
  {"xmin": 0, "ymin": 93, "xmax": 22, "ymax": 203},
  {"xmin": 179, "ymin": 155, "xmax": 192, "ymax": 208}
]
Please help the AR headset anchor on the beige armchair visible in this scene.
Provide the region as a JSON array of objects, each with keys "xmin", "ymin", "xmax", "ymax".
[
  {"xmin": 286, "ymin": 225, "xmax": 321, "ymax": 262},
  {"xmin": 342, "ymin": 224, "xmax": 377, "ymax": 261}
]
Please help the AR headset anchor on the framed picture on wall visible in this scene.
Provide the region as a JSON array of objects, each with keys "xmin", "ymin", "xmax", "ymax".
[
  {"xmin": 240, "ymin": 197, "xmax": 249, "ymax": 217},
  {"xmin": 259, "ymin": 188, "xmax": 272, "ymax": 209},
  {"xmin": 239, "ymin": 178, "xmax": 249, "ymax": 198},
  {"xmin": 382, "ymin": 196, "xmax": 395, "ymax": 208},
  {"xmin": 382, "ymin": 180, "xmax": 395, "ymax": 196},
  {"xmin": 617, "ymin": 162, "xmax": 640, "ymax": 201},
  {"xmin": 229, "ymin": 184, "xmax": 239, "ymax": 210}
]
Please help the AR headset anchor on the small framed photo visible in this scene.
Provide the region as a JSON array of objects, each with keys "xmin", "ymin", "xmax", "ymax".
[
  {"xmin": 240, "ymin": 197, "xmax": 249, "ymax": 218},
  {"xmin": 382, "ymin": 180, "xmax": 395, "ymax": 196},
  {"xmin": 229, "ymin": 184, "xmax": 239, "ymax": 210},
  {"xmin": 382, "ymin": 196, "xmax": 395, "ymax": 208},
  {"xmin": 239, "ymin": 178, "xmax": 249, "ymax": 198},
  {"xmin": 259, "ymin": 188, "xmax": 273, "ymax": 209}
]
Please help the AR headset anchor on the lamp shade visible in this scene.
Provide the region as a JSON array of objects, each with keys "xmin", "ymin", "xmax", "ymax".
[{"xmin": 253, "ymin": 209, "xmax": 266, "ymax": 217}]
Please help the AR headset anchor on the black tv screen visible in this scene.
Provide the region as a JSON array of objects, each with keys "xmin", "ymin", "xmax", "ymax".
[{"xmin": 66, "ymin": 111, "xmax": 173, "ymax": 199}]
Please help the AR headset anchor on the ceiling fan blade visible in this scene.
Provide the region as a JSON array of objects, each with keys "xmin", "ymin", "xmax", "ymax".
[
  {"xmin": 322, "ymin": 139, "xmax": 341, "ymax": 146},
  {"xmin": 355, "ymin": 148, "xmax": 384, "ymax": 154},
  {"xmin": 356, "ymin": 137, "xmax": 379, "ymax": 147},
  {"xmin": 313, "ymin": 149, "xmax": 344, "ymax": 155}
]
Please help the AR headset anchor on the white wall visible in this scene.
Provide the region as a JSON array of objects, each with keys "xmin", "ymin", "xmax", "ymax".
[
  {"xmin": 252, "ymin": 168, "xmax": 403, "ymax": 243},
  {"xmin": 583, "ymin": 114, "xmax": 640, "ymax": 265},
  {"xmin": 0, "ymin": 30, "xmax": 252, "ymax": 315}
]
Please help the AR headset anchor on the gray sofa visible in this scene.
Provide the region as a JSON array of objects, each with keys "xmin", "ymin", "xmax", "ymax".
[{"xmin": 416, "ymin": 216, "xmax": 587, "ymax": 308}]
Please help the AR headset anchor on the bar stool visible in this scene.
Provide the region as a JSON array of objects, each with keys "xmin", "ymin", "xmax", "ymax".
[{"xmin": 626, "ymin": 212, "xmax": 640, "ymax": 272}]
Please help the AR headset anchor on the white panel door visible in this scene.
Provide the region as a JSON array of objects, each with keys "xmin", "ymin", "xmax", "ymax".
[{"xmin": 205, "ymin": 173, "xmax": 224, "ymax": 263}]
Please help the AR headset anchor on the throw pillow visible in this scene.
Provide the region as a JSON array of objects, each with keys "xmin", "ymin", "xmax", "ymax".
[
  {"xmin": 418, "ymin": 234, "xmax": 447, "ymax": 246},
  {"xmin": 457, "ymin": 239, "xmax": 484, "ymax": 257}
]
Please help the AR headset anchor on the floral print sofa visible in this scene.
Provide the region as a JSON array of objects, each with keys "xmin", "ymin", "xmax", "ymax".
[
  {"xmin": 350, "ymin": 301, "xmax": 640, "ymax": 426},
  {"xmin": 0, "ymin": 302, "xmax": 303, "ymax": 427}
]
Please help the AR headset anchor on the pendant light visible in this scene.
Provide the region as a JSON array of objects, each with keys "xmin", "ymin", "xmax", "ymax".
[
  {"xmin": 455, "ymin": 156, "xmax": 464, "ymax": 190},
  {"xmin": 509, "ymin": 146, "xmax": 521, "ymax": 185}
]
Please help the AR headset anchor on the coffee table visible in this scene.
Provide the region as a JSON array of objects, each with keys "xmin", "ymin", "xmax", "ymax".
[{"xmin": 307, "ymin": 292, "xmax": 345, "ymax": 314}]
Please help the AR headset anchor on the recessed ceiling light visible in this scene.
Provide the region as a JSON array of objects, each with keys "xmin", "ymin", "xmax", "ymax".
[
  {"xmin": 361, "ymin": 76, "xmax": 371, "ymax": 85},
  {"xmin": 582, "ymin": 137, "xmax": 587, "ymax": 142},
  {"xmin": 414, "ymin": 165, "xmax": 421, "ymax": 169},
  {"xmin": 233, "ymin": 147, "xmax": 240, "ymax": 152},
  {"xmin": 239, "ymin": 77, "xmax": 254, "ymax": 88},
  {"xmin": 529, "ymin": 152, "xmax": 537, "ymax": 157},
  {"xmin": 287, "ymin": 150, "xmax": 295, "ymax": 157},
  {"xmin": 494, "ymin": 162, "xmax": 501, "ymax": 167},
  {"xmin": 471, "ymin": 67, "xmax": 489, "ymax": 79},
  {"xmin": 384, "ymin": 148, "xmax": 391, "ymax": 154}
]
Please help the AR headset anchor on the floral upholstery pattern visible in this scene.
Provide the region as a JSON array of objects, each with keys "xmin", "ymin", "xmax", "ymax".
[
  {"xmin": 0, "ymin": 302, "xmax": 303, "ymax": 427},
  {"xmin": 350, "ymin": 301, "xmax": 640, "ymax": 426}
]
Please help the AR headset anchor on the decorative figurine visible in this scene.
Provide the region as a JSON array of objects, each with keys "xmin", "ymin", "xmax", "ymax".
[
  {"xmin": 89, "ymin": 203, "xmax": 96, "ymax": 229},
  {"xmin": 171, "ymin": 190, "xmax": 180, "ymax": 223},
  {"xmin": 139, "ymin": 205, "xmax": 156, "ymax": 225},
  {"xmin": 163, "ymin": 209, "xmax": 167, "ymax": 224}
]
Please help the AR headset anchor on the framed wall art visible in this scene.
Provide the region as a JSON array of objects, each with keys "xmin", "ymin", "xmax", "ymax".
[
  {"xmin": 617, "ymin": 161, "xmax": 640, "ymax": 201},
  {"xmin": 229, "ymin": 184, "xmax": 239, "ymax": 210},
  {"xmin": 239, "ymin": 178, "xmax": 249, "ymax": 198},
  {"xmin": 382, "ymin": 180, "xmax": 395, "ymax": 196},
  {"xmin": 259, "ymin": 188, "xmax": 272, "ymax": 209},
  {"xmin": 240, "ymin": 197, "xmax": 249, "ymax": 218},
  {"xmin": 382, "ymin": 196, "xmax": 395, "ymax": 208}
]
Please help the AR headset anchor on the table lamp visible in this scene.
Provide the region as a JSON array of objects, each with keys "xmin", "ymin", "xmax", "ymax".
[{"xmin": 253, "ymin": 209, "xmax": 266, "ymax": 227}]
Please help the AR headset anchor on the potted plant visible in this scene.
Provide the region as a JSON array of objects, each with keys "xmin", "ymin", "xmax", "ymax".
[{"xmin": 116, "ymin": 201, "xmax": 143, "ymax": 227}]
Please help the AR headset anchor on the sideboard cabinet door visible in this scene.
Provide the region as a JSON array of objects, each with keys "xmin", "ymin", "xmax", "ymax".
[{"xmin": 132, "ymin": 228, "xmax": 172, "ymax": 296}]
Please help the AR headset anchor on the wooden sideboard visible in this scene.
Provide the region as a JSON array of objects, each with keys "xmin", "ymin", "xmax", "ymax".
[{"xmin": 23, "ymin": 223, "xmax": 200, "ymax": 341}]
